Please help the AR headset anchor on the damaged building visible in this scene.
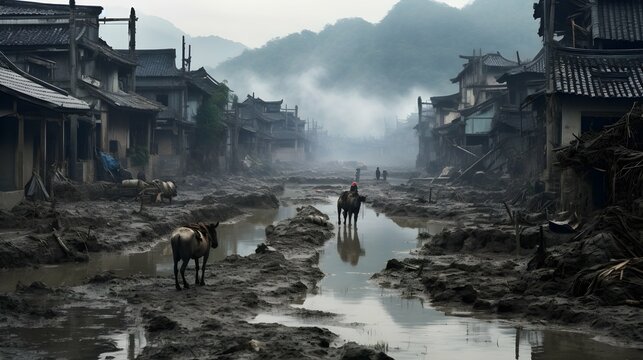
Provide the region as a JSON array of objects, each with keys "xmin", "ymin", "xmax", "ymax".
[
  {"xmin": 534, "ymin": 0, "xmax": 643, "ymax": 213},
  {"xmin": 0, "ymin": 0, "xmax": 163, "ymax": 183}
]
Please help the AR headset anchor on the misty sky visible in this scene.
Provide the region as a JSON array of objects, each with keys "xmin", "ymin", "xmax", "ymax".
[{"xmin": 40, "ymin": 0, "xmax": 472, "ymax": 48}]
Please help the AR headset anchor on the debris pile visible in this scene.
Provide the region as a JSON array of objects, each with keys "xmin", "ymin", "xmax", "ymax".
[{"xmin": 557, "ymin": 106, "xmax": 643, "ymax": 210}]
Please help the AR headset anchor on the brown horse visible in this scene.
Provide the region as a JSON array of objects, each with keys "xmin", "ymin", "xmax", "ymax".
[
  {"xmin": 337, "ymin": 191, "xmax": 367, "ymax": 225},
  {"xmin": 170, "ymin": 222, "xmax": 219, "ymax": 290}
]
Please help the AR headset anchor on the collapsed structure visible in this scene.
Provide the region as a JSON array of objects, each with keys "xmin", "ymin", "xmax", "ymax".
[{"xmin": 418, "ymin": 0, "xmax": 643, "ymax": 214}]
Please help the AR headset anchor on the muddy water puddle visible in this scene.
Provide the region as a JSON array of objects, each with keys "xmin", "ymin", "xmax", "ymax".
[
  {"xmin": 251, "ymin": 199, "xmax": 642, "ymax": 360},
  {"xmin": 0, "ymin": 206, "xmax": 293, "ymax": 360},
  {"xmin": 1, "ymin": 185, "xmax": 641, "ymax": 359}
]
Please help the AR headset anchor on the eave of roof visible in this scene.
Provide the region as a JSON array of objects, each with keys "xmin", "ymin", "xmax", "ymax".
[
  {"xmin": 552, "ymin": 46, "xmax": 643, "ymax": 99},
  {"xmin": 84, "ymin": 84, "xmax": 163, "ymax": 112},
  {"xmin": 0, "ymin": 51, "xmax": 88, "ymax": 112}
]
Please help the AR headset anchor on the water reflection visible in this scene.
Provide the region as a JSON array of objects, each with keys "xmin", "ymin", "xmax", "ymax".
[
  {"xmin": 0, "ymin": 304, "xmax": 146, "ymax": 360},
  {"xmin": 252, "ymin": 196, "xmax": 642, "ymax": 360},
  {"xmin": 337, "ymin": 224, "xmax": 365, "ymax": 266}
]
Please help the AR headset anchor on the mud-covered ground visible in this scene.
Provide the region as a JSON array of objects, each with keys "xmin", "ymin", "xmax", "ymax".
[
  {"xmin": 2, "ymin": 165, "xmax": 642, "ymax": 357},
  {"xmin": 365, "ymin": 179, "xmax": 643, "ymax": 349},
  {"xmin": 0, "ymin": 167, "xmax": 395, "ymax": 359}
]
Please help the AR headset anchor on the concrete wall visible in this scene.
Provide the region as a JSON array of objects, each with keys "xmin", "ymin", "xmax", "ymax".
[{"xmin": 560, "ymin": 98, "xmax": 634, "ymax": 145}]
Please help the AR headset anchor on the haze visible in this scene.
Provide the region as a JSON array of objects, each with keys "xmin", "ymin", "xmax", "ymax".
[{"xmin": 38, "ymin": 0, "xmax": 472, "ymax": 48}]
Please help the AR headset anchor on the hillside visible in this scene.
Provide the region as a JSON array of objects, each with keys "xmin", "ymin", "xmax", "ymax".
[
  {"xmin": 100, "ymin": 13, "xmax": 247, "ymax": 68},
  {"xmin": 216, "ymin": 0, "xmax": 540, "ymax": 96}
]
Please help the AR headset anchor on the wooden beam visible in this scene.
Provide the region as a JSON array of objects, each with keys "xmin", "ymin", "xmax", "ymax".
[
  {"xmin": 40, "ymin": 118, "xmax": 47, "ymax": 181},
  {"xmin": 17, "ymin": 114, "xmax": 24, "ymax": 188}
]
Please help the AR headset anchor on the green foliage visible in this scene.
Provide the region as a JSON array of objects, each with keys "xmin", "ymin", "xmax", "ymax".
[
  {"xmin": 217, "ymin": 0, "xmax": 541, "ymax": 95},
  {"xmin": 127, "ymin": 146, "xmax": 149, "ymax": 167},
  {"xmin": 194, "ymin": 84, "xmax": 229, "ymax": 169}
]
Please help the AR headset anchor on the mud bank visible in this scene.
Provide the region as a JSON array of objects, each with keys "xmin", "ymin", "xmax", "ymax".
[
  {"xmin": 0, "ymin": 206, "xmax": 392, "ymax": 359},
  {"xmin": 370, "ymin": 182, "xmax": 643, "ymax": 348},
  {"xmin": 0, "ymin": 177, "xmax": 282, "ymax": 269}
]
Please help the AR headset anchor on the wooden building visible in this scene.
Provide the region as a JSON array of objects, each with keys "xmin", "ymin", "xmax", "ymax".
[
  {"xmin": 534, "ymin": 0, "xmax": 643, "ymax": 211},
  {"xmin": 125, "ymin": 49, "xmax": 224, "ymax": 177},
  {"xmin": 0, "ymin": 52, "xmax": 89, "ymax": 208},
  {"xmin": 0, "ymin": 0, "xmax": 162, "ymax": 182}
]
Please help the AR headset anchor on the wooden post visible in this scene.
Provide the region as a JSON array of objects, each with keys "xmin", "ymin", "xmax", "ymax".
[
  {"xmin": 429, "ymin": 187, "xmax": 433, "ymax": 203},
  {"xmin": 40, "ymin": 118, "xmax": 47, "ymax": 181},
  {"xmin": 17, "ymin": 114, "xmax": 24, "ymax": 188},
  {"xmin": 513, "ymin": 211, "xmax": 520, "ymax": 256}
]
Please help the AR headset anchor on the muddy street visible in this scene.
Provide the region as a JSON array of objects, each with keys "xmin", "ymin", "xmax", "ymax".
[{"xmin": 0, "ymin": 173, "xmax": 641, "ymax": 359}]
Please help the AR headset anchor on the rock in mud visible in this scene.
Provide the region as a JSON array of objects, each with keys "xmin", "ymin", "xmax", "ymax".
[{"xmin": 341, "ymin": 342, "xmax": 394, "ymax": 360}]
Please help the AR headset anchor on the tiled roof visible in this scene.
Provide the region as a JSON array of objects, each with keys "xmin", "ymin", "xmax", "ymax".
[
  {"xmin": 452, "ymin": 52, "xmax": 518, "ymax": 82},
  {"xmin": 0, "ymin": 24, "xmax": 135, "ymax": 66},
  {"xmin": 593, "ymin": 0, "xmax": 643, "ymax": 43},
  {"xmin": 187, "ymin": 67, "xmax": 221, "ymax": 94},
  {"xmin": 553, "ymin": 47, "xmax": 643, "ymax": 98},
  {"xmin": 430, "ymin": 93, "xmax": 459, "ymax": 107},
  {"xmin": 482, "ymin": 53, "xmax": 519, "ymax": 68},
  {"xmin": 80, "ymin": 38, "xmax": 136, "ymax": 66},
  {"xmin": 124, "ymin": 49, "xmax": 181, "ymax": 77},
  {"xmin": 0, "ymin": 24, "xmax": 70, "ymax": 47},
  {"xmin": 497, "ymin": 48, "xmax": 545, "ymax": 82},
  {"xmin": 0, "ymin": 1, "xmax": 102, "ymax": 17},
  {"xmin": 0, "ymin": 55, "xmax": 88, "ymax": 111},
  {"xmin": 85, "ymin": 85, "xmax": 163, "ymax": 112}
]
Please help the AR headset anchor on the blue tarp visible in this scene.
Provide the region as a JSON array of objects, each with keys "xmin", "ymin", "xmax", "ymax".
[{"xmin": 99, "ymin": 151, "xmax": 120, "ymax": 173}]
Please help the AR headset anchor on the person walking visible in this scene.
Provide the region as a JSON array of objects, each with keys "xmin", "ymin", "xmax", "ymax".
[
  {"xmin": 382, "ymin": 170, "xmax": 388, "ymax": 181},
  {"xmin": 375, "ymin": 167, "xmax": 381, "ymax": 181}
]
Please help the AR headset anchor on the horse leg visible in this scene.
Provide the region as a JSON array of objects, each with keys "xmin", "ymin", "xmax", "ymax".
[
  {"xmin": 173, "ymin": 259, "xmax": 181, "ymax": 291},
  {"xmin": 343, "ymin": 210, "xmax": 348, "ymax": 224},
  {"xmin": 180, "ymin": 257, "xmax": 190, "ymax": 289},
  {"xmin": 353, "ymin": 210, "xmax": 358, "ymax": 225},
  {"xmin": 172, "ymin": 240, "xmax": 181, "ymax": 290},
  {"xmin": 337, "ymin": 204, "xmax": 342, "ymax": 224},
  {"xmin": 200, "ymin": 251, "xmax": 209, "ymax": 286},
  {"xmin": 348, "ymin": 211, "xmax": 352, "ymax": 225},
  {"xmin": 194, "ymin": 257, "xmax": 200, "ymax": 286}
]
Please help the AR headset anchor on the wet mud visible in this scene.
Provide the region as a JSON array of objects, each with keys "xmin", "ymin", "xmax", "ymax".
[{"xmin": 368, "ymin": 180, "xmax": 643, "ymax": 349}]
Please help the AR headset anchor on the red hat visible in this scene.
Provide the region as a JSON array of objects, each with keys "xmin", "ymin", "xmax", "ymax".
[{"xmin": 351, "ymin": 182, "xmax": 358, "ymax": 187}]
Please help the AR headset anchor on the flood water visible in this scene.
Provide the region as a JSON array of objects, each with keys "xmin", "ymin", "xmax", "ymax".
[{"xmin": 1, "ymin": 185, "xmax": 641, "ymax": 359}]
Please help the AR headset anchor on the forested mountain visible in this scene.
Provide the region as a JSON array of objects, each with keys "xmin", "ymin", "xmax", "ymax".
[
  {"xmin": 216, "ymin": 0, "xmax": 540, "ymax": 96},
  {"xmin": 100, "ymin": 14, "xmax": 247, "ymax": 68}
]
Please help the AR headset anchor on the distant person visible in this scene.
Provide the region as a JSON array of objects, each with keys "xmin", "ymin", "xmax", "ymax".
[
  {"xmin": 355, "ymin": 168, "xmax": 361, "ymax": 182},
  {"xmin": 382, "ymin": 170, "xmax": 388, "ymax": 181},
  {"xmin": 375, "ymin": 167, "xmax": 381, "ymax": 181},
  {"xmin": 340, "ymin": 181, "xmax": 359, "ymax": 204},
  {"xmin": 350, "ymin": 181, "xmax": 358, "ymax": 194}
]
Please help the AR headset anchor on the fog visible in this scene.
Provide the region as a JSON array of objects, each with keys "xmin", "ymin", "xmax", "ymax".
[{"xmin": 225, "ymin": 67, "xmax": 423, "ymax": 167}]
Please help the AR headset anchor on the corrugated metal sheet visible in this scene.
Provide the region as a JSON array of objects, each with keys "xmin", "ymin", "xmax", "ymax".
[
  {"xmin": 553, "ymin": 48, "xmax": 643, "ymax": 98},
  {"xmin": 0, "ymin": 65, "xmax": 89, "ymax": 110}
]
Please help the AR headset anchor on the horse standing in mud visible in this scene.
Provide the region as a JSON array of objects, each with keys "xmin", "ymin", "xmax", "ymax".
[
  {"xmin": 337, "ymin": 192, "xmax": 367, "ymax": 226},
  {"xmin": 170, "ymin": 222, "xmax": 219, "ymax": 290}
]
